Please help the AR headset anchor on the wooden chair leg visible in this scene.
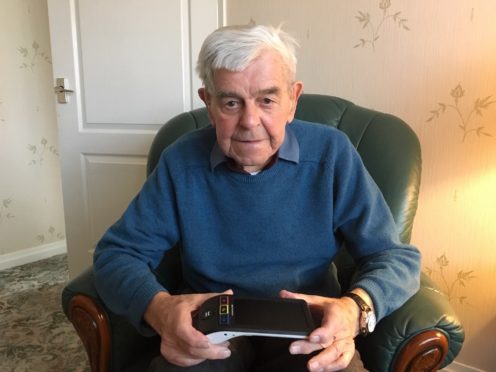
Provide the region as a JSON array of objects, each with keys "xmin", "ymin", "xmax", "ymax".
[
  {"xmin": 68, "ymin": 294, "xmax": 111, "ymax": 372},
  {"xmin": 393, "ymin": 330, "xmax": 449, "ymax": 372}
]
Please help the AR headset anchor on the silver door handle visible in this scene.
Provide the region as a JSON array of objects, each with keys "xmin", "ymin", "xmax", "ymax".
[
  {"xmin": 54, "ymin": 86, "xmax": 74, "ymax": 93},
  {"xmin": 54, "ymin": 78, "xmax": 74, "ymax": 103}
]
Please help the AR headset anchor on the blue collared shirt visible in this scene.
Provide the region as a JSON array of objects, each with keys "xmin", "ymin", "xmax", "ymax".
[{"xmin": 209, "ymin": 125, "xmax": 300, "ymax": 172}]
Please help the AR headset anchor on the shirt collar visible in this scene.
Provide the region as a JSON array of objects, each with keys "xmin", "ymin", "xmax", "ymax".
[{"xmin": 210, "ymin": 125, "xmax": 300, "ymax": 171}]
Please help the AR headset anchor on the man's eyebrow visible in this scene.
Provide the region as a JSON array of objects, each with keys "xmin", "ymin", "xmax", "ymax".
[
  {"xmin": 215, "ymin": 87, "xmax": 281, "ymax": 99},
  {"xmin": 259, "ymin": 87, "xmax": 280, "ymax": 95},
  {"xmin": 215, "ymin": 90, "xmax": 241, "ymax": 99}
]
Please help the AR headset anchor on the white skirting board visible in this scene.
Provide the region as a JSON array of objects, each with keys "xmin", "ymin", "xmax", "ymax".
[
  {"xmin": 0, "ymin": 240, "xmax": 67, "ymax": 271},
  {"xmin": 442, "ymin": 361, "xmax": 487, "ymax": 372}
]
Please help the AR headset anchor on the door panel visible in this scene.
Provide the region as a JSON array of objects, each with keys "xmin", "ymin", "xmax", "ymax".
[
  {"xmin": 83, "ymin": 154, "xmax": 147, "ymax": 250},
  {"xmin": 79, "ymin": 0, "xmax": 186, "ymax": 126}
]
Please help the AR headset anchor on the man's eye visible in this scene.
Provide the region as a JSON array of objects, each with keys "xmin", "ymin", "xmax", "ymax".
[
  {"xmin": 225, "ymin": 100, "xmax": 238, "ymax": 108},
  {"xmin": 262, "ymin": 98, "xmax": 274, "ymax": 105}
]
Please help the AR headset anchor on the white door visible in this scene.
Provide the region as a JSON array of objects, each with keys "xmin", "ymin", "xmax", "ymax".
[{"xmin": 47, "ymin": 0, "xmax": 222, "ymax": 277}]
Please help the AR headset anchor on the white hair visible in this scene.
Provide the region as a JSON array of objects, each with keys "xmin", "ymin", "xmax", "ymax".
[{"xmin": 196, "ymin": 24, "xmax": 299, "ymax": 93}]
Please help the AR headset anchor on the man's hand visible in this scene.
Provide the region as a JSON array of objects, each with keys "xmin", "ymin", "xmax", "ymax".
[
  {"xmin": 280, "ymin": 289, "xmax": 363, "ymax": 372},
  {"xmin": 144, "ymin": 290, "xmax": 233, "ymax": 367}
]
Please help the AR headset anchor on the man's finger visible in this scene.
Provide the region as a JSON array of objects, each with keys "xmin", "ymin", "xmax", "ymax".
[
  {"xmin": 279, "ymin": 289, "xmax": 329, "ymax": 320},
  {"xmin": 185, "ymin": 343, "xmax": 232, "ymax": 361},
  {"xmin": 195, "ymin": 289, "xmax": 234, "ymax": 306},
  {"xmin": 289, "ymin": 339, "xmax": 322, "ymax": 355},
  {"xmin": 308, "ymin": 349, "xmax": 355, "ymax": 372},
  {"xmin": 173, "ymin": 290, "xmax": 237, "ymax": 357},
  {"xmin": 279, "ymin": 289, "xmax": 321, "ymax": 304},
  {"xmin": 307, "ymin": 337, "xmax": 355, "ymax": 372}
]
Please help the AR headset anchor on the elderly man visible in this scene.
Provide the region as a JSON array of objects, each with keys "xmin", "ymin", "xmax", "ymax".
[{"xmin": 94, "ymin": 24, "xmax": 420, "ymax": 372}]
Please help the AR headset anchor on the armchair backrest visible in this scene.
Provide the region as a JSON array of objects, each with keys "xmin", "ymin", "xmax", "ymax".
[{"xmin": 148, "ymin": 94, "xmax": 422, "ymax": 290}]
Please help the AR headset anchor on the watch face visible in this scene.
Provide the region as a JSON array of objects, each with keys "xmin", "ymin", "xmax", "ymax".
[{"xmin": 366, "ymin": 312, "xmax": 377, "ymax": 333}]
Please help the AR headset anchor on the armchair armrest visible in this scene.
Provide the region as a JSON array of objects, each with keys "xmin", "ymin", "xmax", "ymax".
[
  {"xmin": 357, "ymin": 273, "xmax": 465, "ymax": 371},
  {"xmin": 61, "ymin": 268, "xmax": 111, "ymax": 371},
  {"xmin": 67, "ymin": 293, "xmax": 110, "ymax": 372},
  {"xmin": 61, "ymin": 267, "xmax": 160, "ymax": 372}
]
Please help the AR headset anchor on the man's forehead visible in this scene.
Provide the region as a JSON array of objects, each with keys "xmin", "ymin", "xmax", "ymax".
[{"xmin": 209, "ymin": 52, "xmax": 289, "ymax": 95}]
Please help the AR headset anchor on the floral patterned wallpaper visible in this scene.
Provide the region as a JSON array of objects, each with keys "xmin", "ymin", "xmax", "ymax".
[
  {"xmin": 226, "ymin": 0, "xmax": 496, "ymax": 370},
  {"xmin": 427, "ymin": 84, "xmax": 495, "ymax": 142},
  {"xmin": 0, "ymin": 0, "xmax": 65, "ymax": 256},
  {"xmin": 354, "ymin": 0, "xmax": 410, "ymax": 50}
]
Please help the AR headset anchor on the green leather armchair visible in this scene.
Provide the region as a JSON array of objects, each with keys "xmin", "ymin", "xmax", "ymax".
[{"xmin": 62, "ymin": 94, "xmax": 464, "ymax": 372}]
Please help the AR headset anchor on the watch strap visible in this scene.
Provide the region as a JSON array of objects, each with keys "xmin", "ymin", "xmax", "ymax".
[{"xmin": 342, "ymin": 292, "xmax": 372, "ymax": 336}]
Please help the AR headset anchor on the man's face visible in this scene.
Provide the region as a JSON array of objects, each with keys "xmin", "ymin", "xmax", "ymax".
[{"xmin": 199, "ymin": 50, "xmax": 303, "ymax": 173}]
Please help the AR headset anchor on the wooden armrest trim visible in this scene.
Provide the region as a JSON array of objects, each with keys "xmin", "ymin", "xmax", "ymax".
[
  {"xmin": 393, "ymin": 330, "xmax": 449, "ymax": 372},
  {"xmin": 68, "ymin": 294, "xmax": 111, "ymax": 372}
]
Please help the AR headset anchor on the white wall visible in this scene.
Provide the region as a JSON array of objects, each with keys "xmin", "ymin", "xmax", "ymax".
[
  {"xmin": 0, "ymin": 0, "xmax": 66, "ymax": 267},
  {"xmin": 226, "ymin": 0, "xmax": 496, "ymax": 370}
]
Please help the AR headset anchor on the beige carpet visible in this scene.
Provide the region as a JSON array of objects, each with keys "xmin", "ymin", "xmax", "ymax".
[{"xmin": 0, "ymin": 254, "xmax": 89, "ymax": 371}]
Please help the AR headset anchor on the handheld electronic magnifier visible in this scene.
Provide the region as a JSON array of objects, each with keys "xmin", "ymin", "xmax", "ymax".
[{"xmin": 193, "ymin": 294, "xmax": 316, "ymax": 343}]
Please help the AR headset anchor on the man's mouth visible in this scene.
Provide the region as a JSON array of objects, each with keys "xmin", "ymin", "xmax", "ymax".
[{"xmin": 233, "ymin": 137, "xmax": 266, "ymax": 143}]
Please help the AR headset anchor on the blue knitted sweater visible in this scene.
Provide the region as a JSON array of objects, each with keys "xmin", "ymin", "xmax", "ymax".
[{"xmin": 94, "ymin": 120, "xmax": 420, "ymax": 334}]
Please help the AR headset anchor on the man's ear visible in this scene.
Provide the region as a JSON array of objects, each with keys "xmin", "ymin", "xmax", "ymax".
[
  {"xmin": 198, "ymin": 87, "xmax": 215, "ymax": 125},
  {"xmin": 287, "ymin": 81, "xmax": 304, "ymax": 122},
  {"xmin": 198, "ymin": 87, "xmax": 210, "ymax": 106}
]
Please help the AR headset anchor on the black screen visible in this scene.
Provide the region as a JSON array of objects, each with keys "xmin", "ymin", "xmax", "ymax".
[{"xmin": 232, "ymin": 298, "xmax": 313, "ymax": 333}]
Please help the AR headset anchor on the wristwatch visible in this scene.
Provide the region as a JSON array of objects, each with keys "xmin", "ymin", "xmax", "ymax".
[{"xmin": 342, "ymin": 292, "xmax": 376, "ymax": 336}]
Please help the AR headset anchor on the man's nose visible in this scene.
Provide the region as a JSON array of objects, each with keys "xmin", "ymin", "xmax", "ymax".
[{"xmin": 239, "ymin": 101, "xmax": 260, "ymax": 128}]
